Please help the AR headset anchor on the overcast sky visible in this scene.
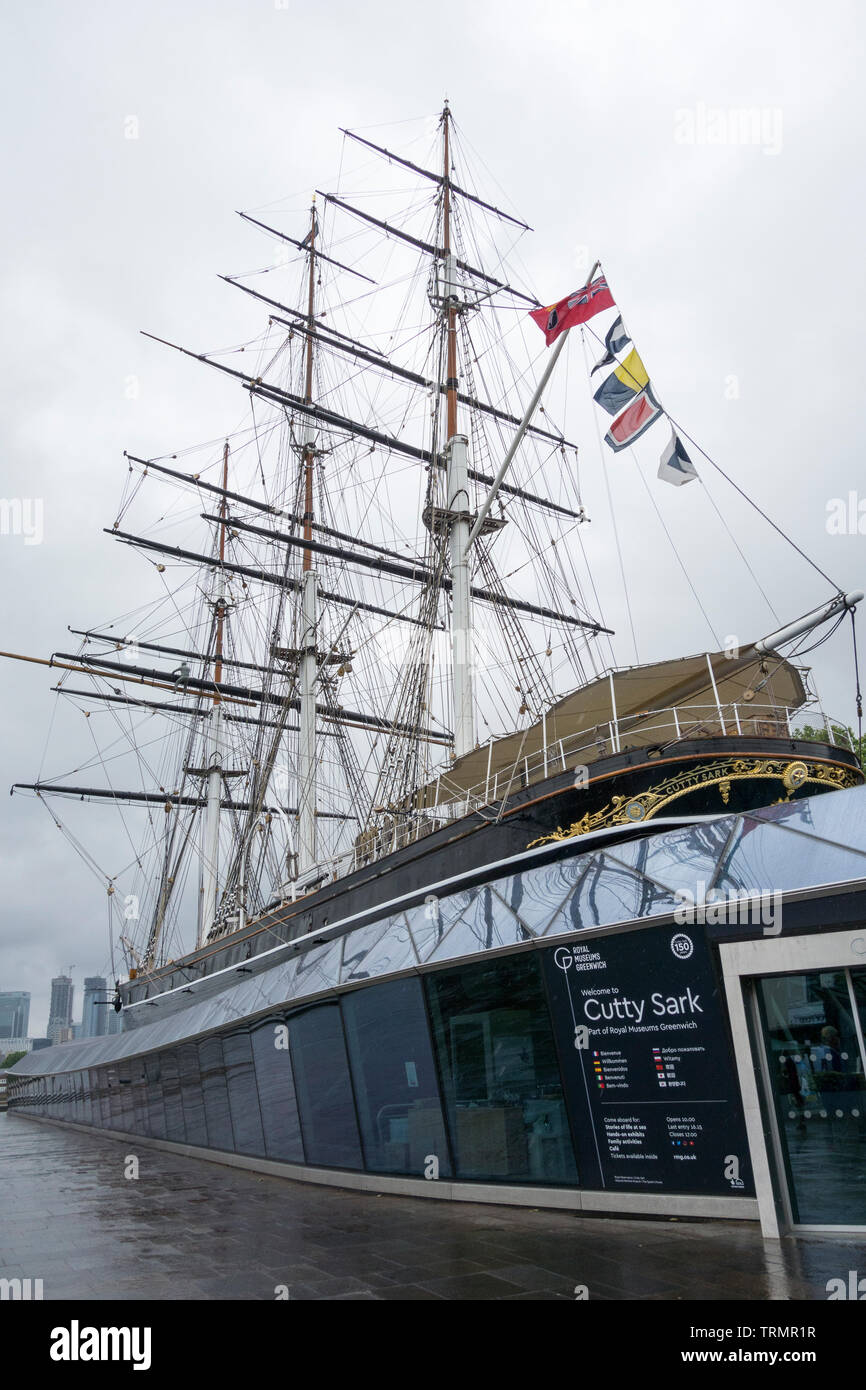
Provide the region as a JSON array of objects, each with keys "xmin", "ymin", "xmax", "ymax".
[{"xmin": 2, "ymin": 0, "xmax": 864, "ymax": 1035}]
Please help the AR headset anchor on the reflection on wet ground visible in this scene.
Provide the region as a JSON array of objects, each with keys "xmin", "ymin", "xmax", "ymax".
[{"xmin": 1, "ymin": 1114, "xmax": 864, "ymax": 1301}]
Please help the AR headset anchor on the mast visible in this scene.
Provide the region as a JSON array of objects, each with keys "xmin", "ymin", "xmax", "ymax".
[
  {"xmin": 297, "ymin": 200, "xmax": 318, "ymax": 879},
  {"xmin": 441, "ymin": 103, "xmax": 475, "ymax": 759},
  {"xmin": 198, "ymin": 439, "xmax": 229, "ymax": 944}
]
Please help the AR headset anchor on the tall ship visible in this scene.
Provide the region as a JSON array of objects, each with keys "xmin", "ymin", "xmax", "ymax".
[{"xmin": 8, "ymin": 107, "xmax": 866, "ymax": 1236}]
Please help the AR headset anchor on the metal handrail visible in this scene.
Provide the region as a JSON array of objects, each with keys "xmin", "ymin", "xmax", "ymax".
[{"xmin": 342, "ymin": 702, "xmax": 853, "ymax": 873}]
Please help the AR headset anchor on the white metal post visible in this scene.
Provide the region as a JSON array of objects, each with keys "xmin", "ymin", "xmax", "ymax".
[
  {"xmin": 297, "ymin": 566, "xmax": 318, "ymax": 877},
  {"xmin": 447, "ymin": 433, "xmax": 475, "ymax": 758},
  {"xmin": 609, "ymin": 673, "xmax": 621, "ymax": 752},
  {"xmin": 705, "ymin": 652, "xmax": 726, "ymax": 734},
  {"xmin": 198, "ymin": 704, "xmax": 223, "ymax": 946}
]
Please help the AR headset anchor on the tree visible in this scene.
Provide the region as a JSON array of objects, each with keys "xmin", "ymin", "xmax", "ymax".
[
  {"xmin": 1, "ymin": 1050, "xmax": 26, "ymax": 1069},
  {"xmin": 792, "ymin": 724, "xmax": 866, "ymax": 773}
]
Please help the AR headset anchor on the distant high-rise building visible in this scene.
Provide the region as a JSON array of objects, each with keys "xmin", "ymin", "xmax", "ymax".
[
  {"xmin": 82, "ymin": 977, "xmax": 108, "ymax": 1038},
  {"xmin": 47, "ymin": 976, "xmax": 74, "ymax": 1045},
  {"xmin": 0, "ymin": 991, "xmax": 30, "ymax": 1040}
]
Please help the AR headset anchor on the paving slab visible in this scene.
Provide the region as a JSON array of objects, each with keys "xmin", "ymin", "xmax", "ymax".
[{"xmin": 2, "ymin": 1113, "xmax": 864, "ymax": 1302}]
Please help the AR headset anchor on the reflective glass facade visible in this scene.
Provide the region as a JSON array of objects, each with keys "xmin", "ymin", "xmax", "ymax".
[
  {"xmin": 8, "ymin": 922, "xmax": 751, "ymax": 1198},
  {"xmin": 426, "ymin": 954, "xmax": 576, "ymax": 1184},
  {"xmin": 14, "ymin": 785, "xmax": 866, "ymax": 1209}
]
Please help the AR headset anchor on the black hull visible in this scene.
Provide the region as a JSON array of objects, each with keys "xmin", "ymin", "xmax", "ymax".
[{"xmin": 123, "ymin": 734, "xmax": 861, "ymax": 1006}]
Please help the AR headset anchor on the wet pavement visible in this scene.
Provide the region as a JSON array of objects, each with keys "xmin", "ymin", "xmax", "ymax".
[{"xmin": 1, "ymin": 1113, "xmax": 864, "ymax": 1301}]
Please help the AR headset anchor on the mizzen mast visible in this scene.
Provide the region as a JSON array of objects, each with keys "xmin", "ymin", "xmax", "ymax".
[
  {"xmin": 198, "ymin": 439, "xmax": 230, "ymax": 944},
  {"xmin": 441, "ymin": 103, "xmax": 475, "ymax": 759}
]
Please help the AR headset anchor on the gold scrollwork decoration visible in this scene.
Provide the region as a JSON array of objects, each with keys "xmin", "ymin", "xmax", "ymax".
[{"xmin": 528, "ymin": 757, "xmax": 861, "ymax": 847}]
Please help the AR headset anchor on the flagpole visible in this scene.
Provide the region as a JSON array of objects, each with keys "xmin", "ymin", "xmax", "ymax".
[{"xmin": 464, "ymin": 260, "xmax": 600, "ymax": 555}]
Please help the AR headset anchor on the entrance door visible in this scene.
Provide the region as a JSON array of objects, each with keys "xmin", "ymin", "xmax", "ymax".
[{"xmin": 756, "ymin": 967, "xmax": 866, "ymax": 1227}]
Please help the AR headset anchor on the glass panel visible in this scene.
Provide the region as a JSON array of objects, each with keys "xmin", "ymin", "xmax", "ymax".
[
  {"xmin": 543, "ymin": 852, "xmax": 678, "ymax": 936},
  {"xmin": 853, "ymin": 968, "xmax": 866, "ymax": 1039},
  {"xmin": 129, "ymin": 1063, "xmax": 148, "ymax": 1134},
  {"xmin": 250, "ymin": 1016, "xmax": 305, "ymax": 1163},
  {"xmin": 426, "ymin": 885, "xmax": 531, "ymax": 964},
  {"xmin": 222, "ymin": 1030, "xmax": 265, "ymax": 1156},
  {"xmin": 341, "ymin": 915, "xmax": 412, "ymax": 983},
  {"xmin": 91, "ymin": 1069, "xmax": 102, "ymax": 1127},
  {"xmin": 252, "ymin": 958, "xmax": 301, "ymax": 1012},
  {"xmin": 494, "ymin": 857, "xmax": 586, "ymax": 935},
  {"xmin": 717, "ymin": 818, "xmax": 866, "ymax": 898},
  {"xmin": 404, "ymin": 899, "xmax": 450, "ymax": 961},
  {"xmin": 116, "ymin": 1061, "xmax": 135, "ymax": 1130},
  {"xmin": 177, "ymin": 1042, "xmax": 207, "ymax": 1146},
  {"xmin": 198, "ymin": 1037, "xmax": 233, "ymax": 1151},
  {"xmin": 289, "ymin": 938, "xmax": 344, "ymax": 999},
  {"xmin": 94, "ymin": 1069, "xmax": 110, "ymax": 1128},
  {"xmin": 342, "ymin": 977, "xmax": 450, "ymax": 1177},
  {"xmin": 160, "ymin": 1050, "xmax": 186, "ymax": 1143},
  {"xmin": 289, "ymin": 1005, "xmax": 363, "ymax": 1169},
  {"xmin": 758, "ymin": 970, "xmax": 866, "ymax": 1224},
  {"xmin": 104, "ymin": 1070, "xmax": 121, "ymax": 1129},
  {"xmin": 143, "ymin": 1055, "xmax": 166, "ymax": 1138},
  {"xmin": 404, "ymin": 889, "xmax": 486, "ymax": 965},
  {"xmin": 81, "ymin": 1070, "xmax": 92, "ymax": 1126},
  {"xmin": 749, "ymin": 784, "xmax": 866, "ymax": 854},
  {"xmin": 609, "ymin": 819, "xmax": 735, "ymax": 894},
  {"xmin": 425, "ymin": 953, "xmax": 578, "ymax": 1185}
]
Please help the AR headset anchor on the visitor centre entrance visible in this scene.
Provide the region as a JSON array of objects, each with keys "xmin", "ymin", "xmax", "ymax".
[{"xmin": 720, "ymin": 926, "xmax": 866, "ymax": 1235}]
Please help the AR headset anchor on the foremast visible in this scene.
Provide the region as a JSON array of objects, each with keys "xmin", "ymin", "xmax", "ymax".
[
  {"xmin": 441, "ymin": 103, "xmax": 475, "ymax": 759},
  {"xmin": 297, "ymin": 200, "xmax": 319, "ymax": 879}
]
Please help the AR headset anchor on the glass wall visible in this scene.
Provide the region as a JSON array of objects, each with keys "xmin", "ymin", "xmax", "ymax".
[
  {"xmin": 288, "ymin": 1005, "xmax": 363, "ymax": 1170},
  {"xmin": 425, "ymin": 953, "xmax": 578, "ymax": 1184},
  {"xmin": 342, "ymin": 977, "xmax": 450, "ymax": 1177},
  {"xmin": 222, "ymin": 1029, "xmax": 265, "ymax": 1156},
  {"xmin": 250, "ymin": 1015, "xmax": 305, "ymax": 1164},
  {"xmin": 9, "ymin": 922, "xmax": 765, "ymax": 1206},
  {"xmin": 198, "ymin": 1036, "xmax": 233, "ymax": 1151},
  {"xmin": 143, "ymin": 1055, "xmax": 166, "ymax": 1138},
  {"xmin": 758, "ymin": 969, "xmax": 866, "ymax": 1225},
  {"xmin": 160, "ymin": 1051, "xmax": 185, "ymax": 1143},
  {"xmin": 177, "ymin": 1042, "xmax": 208, "ymax": 1147},
  {"xmin": 116, "ymin": 1061, "xmax": 135, "ymax": 1130}
]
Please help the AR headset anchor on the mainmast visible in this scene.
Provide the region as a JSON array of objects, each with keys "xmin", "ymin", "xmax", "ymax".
[
  {"xmin": 198, "ymin": 439, "xmax": 230, "ymax": 945},
  {"xmin": 297, "ymin": 200, "xmax": 319, "ymax": 879},
  {"xmin": 441, "ymin": 103, "xmax": 475, "ymax": 759}
]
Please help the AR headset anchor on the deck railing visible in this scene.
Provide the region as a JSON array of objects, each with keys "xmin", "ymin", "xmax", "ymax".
[{"xmin": 291, "ymin": 702, "xmax": 854, "ymax": 886}]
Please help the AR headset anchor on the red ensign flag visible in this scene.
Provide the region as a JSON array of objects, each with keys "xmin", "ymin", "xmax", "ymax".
[{"xmin": 530, "ymin": 276, "xmax": 616, "ymax": 345}]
